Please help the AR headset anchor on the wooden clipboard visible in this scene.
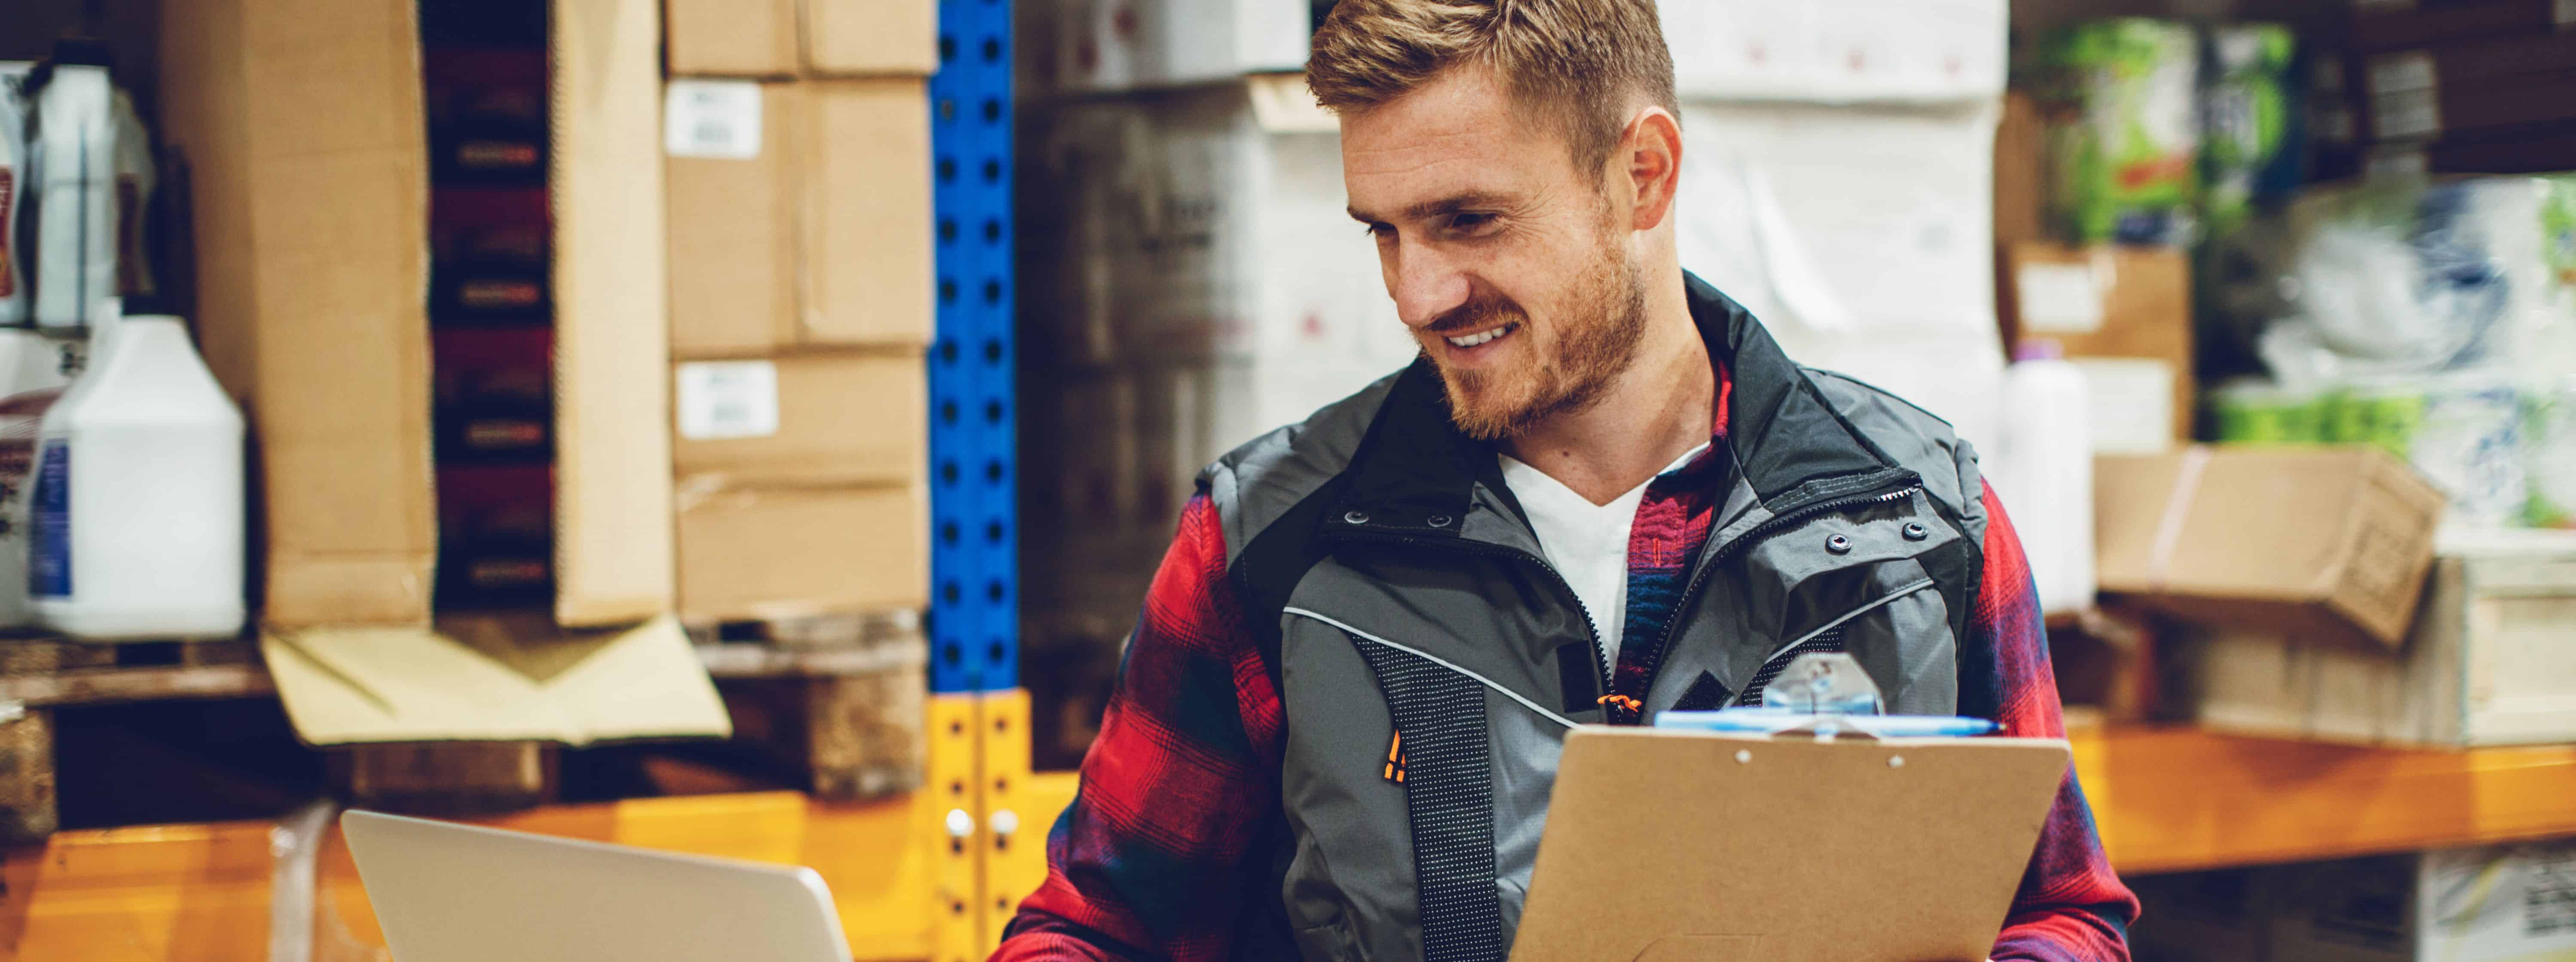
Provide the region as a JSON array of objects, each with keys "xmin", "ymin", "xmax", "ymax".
[{"xmin": 1510, "ymin": 727, "xmax": 2073, "ymax": 962}]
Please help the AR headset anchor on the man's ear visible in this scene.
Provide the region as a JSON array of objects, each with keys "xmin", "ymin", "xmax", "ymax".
[{"xmin": 1622, "ymin": 106, "xmax": 1684, "ymax": 233}]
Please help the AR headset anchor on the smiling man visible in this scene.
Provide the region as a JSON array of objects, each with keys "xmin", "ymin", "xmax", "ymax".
[{"xmin": 994, "ymin": 2, "xmax": 2137, "ymax": 960}]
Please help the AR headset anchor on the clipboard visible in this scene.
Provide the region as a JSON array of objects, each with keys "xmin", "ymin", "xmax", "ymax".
[{"xmin": 1509, "ymin": 726, "xmax": 2072, "ymax": 962}]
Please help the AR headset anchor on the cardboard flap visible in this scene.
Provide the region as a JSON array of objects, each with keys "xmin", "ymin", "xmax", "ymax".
[{"xmin": 263, "ymin": 616, "xmax": 732, "ymax": 746}]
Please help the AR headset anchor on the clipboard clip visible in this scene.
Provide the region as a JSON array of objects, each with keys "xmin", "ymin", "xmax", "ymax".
[
  {"xmin": 1655, "ymin": 654, "xmax": 2001, "ymax": 740},
  {"xmin": 1762, "ymin": 653, "xmax": 1884, "ymax": 719}
]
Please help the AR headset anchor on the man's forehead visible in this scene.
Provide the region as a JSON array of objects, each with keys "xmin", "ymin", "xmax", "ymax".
[{"xmin": 1339, "ymin": 69, "xmax": 1562, "ymax": 217}]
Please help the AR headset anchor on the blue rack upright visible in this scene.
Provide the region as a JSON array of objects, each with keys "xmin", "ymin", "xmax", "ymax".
[{"xmin": 929, "ymin": 0, "xmax": 1017, "ymax": 694}]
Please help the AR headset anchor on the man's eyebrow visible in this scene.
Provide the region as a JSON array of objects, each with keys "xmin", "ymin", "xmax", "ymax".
[{"xmin": 1347, "ymin": 191, "xmax": 1514, "ymax": 225}]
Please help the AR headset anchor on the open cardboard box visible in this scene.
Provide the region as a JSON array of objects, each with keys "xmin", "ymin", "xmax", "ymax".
[{"xmin": 158, "ymin": 0, "xmax": 726, "ymax": 743}]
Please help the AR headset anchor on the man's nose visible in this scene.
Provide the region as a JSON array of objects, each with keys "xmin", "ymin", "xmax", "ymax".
[{"xmin": 1389, "ymin": 245, "xmax": 1472, "ymax": 330}]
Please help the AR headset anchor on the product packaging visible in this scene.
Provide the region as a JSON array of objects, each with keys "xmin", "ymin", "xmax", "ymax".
[
  {"xmin": 0, "ymin": 64, "xmax": 29, "ymax": 327},
  {"xmin": 2041, "ymin": 19, "xmax": 2202, "ymax": 246},
  {"xmin": 29, "ymin": 311, "xmax": 246, "ymax": 639},
  {"xmin": 2200, "ymin": 24, "xmax": 2300, "ymax": 239},
  {"xmin": 25, "ymin": 44, "xmax": 118, "ymax": 329}
]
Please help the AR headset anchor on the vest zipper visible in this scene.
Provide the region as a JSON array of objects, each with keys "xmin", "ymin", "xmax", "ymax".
[
  {"xmin": 1327, "ymin": 531, "xmax": 1613, "ymax": 712},
  {"xmin": 1620, "ymin": 482, "xmax": 1926, "ymax": 712}
]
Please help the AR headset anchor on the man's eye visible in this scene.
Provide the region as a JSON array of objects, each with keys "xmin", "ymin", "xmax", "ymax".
[
  {"xmin": 1448, "ymin": 213, "xmax": 1497, "ymax": 233},
  {"xmin": 1363, "ymin": 223, "xmax": 1393, "ymax": 239}
]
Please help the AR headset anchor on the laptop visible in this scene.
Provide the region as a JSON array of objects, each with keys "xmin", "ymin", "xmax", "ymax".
[
  {"xmin": 1510, "ymin": 726, "xmax": 2074, "ymax": 962},
  {"xmin": 340, "ymin": 809, "xmax": 852, "ymax": 962}
]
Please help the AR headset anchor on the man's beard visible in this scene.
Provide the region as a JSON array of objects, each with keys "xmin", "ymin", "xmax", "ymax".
[{"xmin": 1431, "ymin": 240, "xmax": 1650, "ymax": 442}]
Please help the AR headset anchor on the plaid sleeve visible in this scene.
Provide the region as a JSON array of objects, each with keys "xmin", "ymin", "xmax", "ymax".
[
  {"xmin": 994, "ymin": 494, "xmax": 1285, "ymax": 962},
  {"xmin": 1965, "ymin": 481, "xmax": 2141, "ymax": 962}
]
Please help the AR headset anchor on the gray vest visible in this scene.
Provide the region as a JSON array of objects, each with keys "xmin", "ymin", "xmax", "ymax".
[{"xmin": 1204, "ymin": 276, "xmax": 1992, "ymax": 962}]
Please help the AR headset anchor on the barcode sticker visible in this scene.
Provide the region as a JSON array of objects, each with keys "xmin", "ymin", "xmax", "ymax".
[
  {"xmin": 676, "ymin": 361, "xmax": 781, "ymax": 440},
  {"xmin": 664, "ymin": 80, "xmax": 764, "ymax": 160}
]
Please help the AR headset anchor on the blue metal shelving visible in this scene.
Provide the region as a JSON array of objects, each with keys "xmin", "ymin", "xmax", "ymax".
[{"xmin": 929, "ymin": 0, "xmax": 1017, "ymax": 693}]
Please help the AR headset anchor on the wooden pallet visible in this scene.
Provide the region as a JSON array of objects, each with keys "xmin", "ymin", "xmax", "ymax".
[
  {"xmin": 0, "ymin": 638, "xmax": 266, "ymax": 843},
  {"xmin": 0, "ymin": 612, "xmax": 927, "ymax": 839}
]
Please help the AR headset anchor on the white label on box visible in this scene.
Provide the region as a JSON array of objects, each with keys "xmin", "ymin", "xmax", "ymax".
[
  {"xmin": 2374, "ymin": 88, "xmax": 2442, "ymax": 140},
  {"xmin": 2368, "ymin": 53, "xmax": 2436, "ymax": 96},
  {"xmin": 2558, "ymin": 0, "xmax": 2576, "ymax": 26},
  {"xmin": 2069, "ymin": 358, "xmax": 2176, "ymax": 456},
  {"xmin": 664, "ymin": 80, "xmax": 763, "ymax": 160},
  {"xmin": 2015, "ymin": 263, "xmax": 2106, "ymax": 334},
  {"xmin": 676, "ymin": 361, "xmax": 780, "ymax": 440}
]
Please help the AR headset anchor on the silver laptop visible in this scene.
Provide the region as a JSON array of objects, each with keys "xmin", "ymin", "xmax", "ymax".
[{"xmin": 341, "ymin": 809, "xmax": 852, "ymax": 962}]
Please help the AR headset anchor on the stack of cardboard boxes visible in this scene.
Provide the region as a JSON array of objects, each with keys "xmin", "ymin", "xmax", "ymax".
[
  {"xmin": 2353, "ymin": 0, "xmax": 2576, "ymax": 173},
  {"xmin": 661, "ymin": 0, "xmax": 937, "ymax": 624}
]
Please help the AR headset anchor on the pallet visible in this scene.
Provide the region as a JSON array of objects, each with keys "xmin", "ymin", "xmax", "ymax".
[
  {"xmin": 0, "ymin": 638, "xmax": 266, "ymax": 843},
  {"xmin": 693, "ymin": 611, "xmax": 930, "ymax": 801},
  {"xmin": 0, "ymin": 613, "xmax": 927, "ymax": 840}
]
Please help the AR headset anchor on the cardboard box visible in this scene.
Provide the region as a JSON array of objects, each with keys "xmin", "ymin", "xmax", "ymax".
[
  {"xmin": 2350, "ymin": 0, "xmax": 2576, "ymax": 53},
  {"xmin": 2185, "ymin": 529, "xmax": 2576, "ymax": 747},
  {"xmin": 1045, "ymin": 0, "xmax": 1310, "ymax": 93},
  {"xmin": 158, "ymin": 0, "xmax": 437, "ymax": 626},
  {"xmin": 671, "ymin": 353, "xmax": 927, "ymax": 488},
  {"xmin": 664, "ymin": 0, "xmax": 937, "ymax": 78},
  {"xmin": 163, "ymin": 0, "xmax": 725, "ymax": 747},
  {"xmin": 677, "ymin": 484, "xmax": 929, "ymax": 621},
  {"xmin": 665, "ymin": 79, "xmax": 932, "ymax": 357},
  {"xmin": 1673, "ymin": 97, "xmax": 2007, "ymax": 454},
  {"xmin": 1998, "ymin": 243, "xmax": 2195, "ymax": 454},
  {"xmin": 2096, "ymin": 447, "xmax": 2449, "ymax": 651},
  {"xmin": 2135, "ymin": 841, "xmax": 2576, "ymax": 961},
  {"xmin": 1660, "ymin": 0, "xmax": 2006, "ymax": 103},
  {"xmin": 164, "ymin": 0, "xmax": 674, "ymax": 628}
]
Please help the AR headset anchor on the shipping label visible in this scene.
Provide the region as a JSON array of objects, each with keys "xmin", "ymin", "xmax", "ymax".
[
  {"xmin": 676, "ymin": 361, "xmax": 781, "ymax": 440},
  {"xmin": 665, "ymin": 80, "xmax": 764, "ymax": 160}
]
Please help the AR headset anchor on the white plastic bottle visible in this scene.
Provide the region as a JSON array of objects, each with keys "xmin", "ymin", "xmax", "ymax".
[
  {"xmin": 30, "ymin": 311, "xmax": 245, "ymax": 639},
  {"xmin": 0, "ymin": 326, "xmax": 79, "ymax": 629},
  {"xmin": 27, "ymin": 45, "xmax": 117, "ymax": 330},
  {"xmin": 1990, "ymin": 340, "xmax": 2097, "ymax": 616}
]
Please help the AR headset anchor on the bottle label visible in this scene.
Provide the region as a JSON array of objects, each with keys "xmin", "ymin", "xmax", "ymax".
[
  {"xmin": 28, "ymin": 440, "xmax": 69, "ymax": 598},
  {"xmin": 0, "ymin": 169, "xmax": 15, "ymax": 298}
]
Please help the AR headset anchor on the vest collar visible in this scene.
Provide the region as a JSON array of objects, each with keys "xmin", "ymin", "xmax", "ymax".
[{"xmin": 1327, "ymin": 272, "xmax": 1911, "ymax": 541}]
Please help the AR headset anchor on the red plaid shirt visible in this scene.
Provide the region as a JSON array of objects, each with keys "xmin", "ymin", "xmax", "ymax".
[{"xmin": 997, "ymin": 371, "xmax": 2137, "ymax": 960}]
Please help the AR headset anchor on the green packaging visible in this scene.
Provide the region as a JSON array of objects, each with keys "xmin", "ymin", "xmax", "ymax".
[
  {"xmin": 2043, "ymin": 19, "xmax": 2202, "ymax": 246},
  {"xmin": 2212, "ymin": 380, "xmax": 2329, "ymax": 444},
  {"xmin": 2201, "ymin": 24, "xmax": 2298, "ymax": 240}
]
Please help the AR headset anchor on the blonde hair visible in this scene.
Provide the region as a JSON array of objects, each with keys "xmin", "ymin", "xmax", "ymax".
[{"xmin": 1307, "ymin": 0, "xmax": 1680, "ymax": 171}]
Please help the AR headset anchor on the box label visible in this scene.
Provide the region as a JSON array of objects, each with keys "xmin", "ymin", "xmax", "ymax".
[
  {"xmin": 676, "ymin": 361, "xmax": 781, "ymax": 440},
  {"xmin": 2367, "ymin": 52, "xmax": 2435, "ymax": 97},
  {"xmin": 29, "ymin": 441, "xmax": 68, "ymax": 598},
  {"xmin": 2014, "ymin": 263, "xmax": 2106, "ymax": 334},
  {"xmin": 2373, "ymin": 88, "xmax": 2442, "ymax": 140},
  {"xmin": 664, "ymin": 80, "xmax": 764, "ymax": 160}
]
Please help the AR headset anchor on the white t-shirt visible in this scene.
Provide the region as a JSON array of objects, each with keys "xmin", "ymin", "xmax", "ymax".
[{"xmin": 1498, "ymin": 443, "xmax": 1711, "ymax": 666}]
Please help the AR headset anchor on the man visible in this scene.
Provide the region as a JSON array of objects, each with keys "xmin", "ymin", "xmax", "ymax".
[{"xmin": 997, "ymin": 1, "xmax": 2139, "ymax": 959}]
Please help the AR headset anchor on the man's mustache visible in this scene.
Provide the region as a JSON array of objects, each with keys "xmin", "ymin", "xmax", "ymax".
[{"xmin": 1422, "ymin": 296, "xmax": 1527, "ymax": 336}]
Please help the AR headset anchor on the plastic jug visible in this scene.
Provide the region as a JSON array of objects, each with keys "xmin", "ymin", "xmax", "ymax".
[
  {"xmin": 0, "ymin": 326, "xmax": 79, "ymax": 629},
  {"xmin": 30, "ymin": 311, "xmax": 245, "ymax": 639},
  {"xmin": 25, "ymin": 43, "xmax": 117, "ymax": 330},
  {"xmin": 1991, "ymin": 340, "xmax": 2097, "ymax": 616}
]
